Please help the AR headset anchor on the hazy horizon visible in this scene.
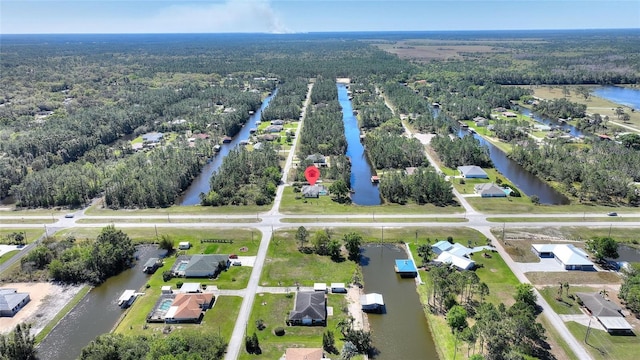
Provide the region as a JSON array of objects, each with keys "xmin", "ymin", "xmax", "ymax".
[{"xmin": 2, "ymin": 0, "xmax": 639, "ymax": 35}]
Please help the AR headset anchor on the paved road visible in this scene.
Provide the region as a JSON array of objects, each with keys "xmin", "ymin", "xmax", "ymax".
[{"xmin": 6, "ymin": 87, "xmax": 640, "ymax": 359}]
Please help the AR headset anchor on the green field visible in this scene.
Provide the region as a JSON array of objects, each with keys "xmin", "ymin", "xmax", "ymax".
[
  {"xmin": 566, "ymin": 321, "xmax": 640, "ymax": 360},
  {"xmin": 0, "ymin": 250, "xmax": 20, "ymax": 266}
]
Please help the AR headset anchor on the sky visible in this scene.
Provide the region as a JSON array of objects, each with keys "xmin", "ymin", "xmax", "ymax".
[{"xmin": 1, "ymin": 0, "xmax": 639, "ymax": 34}]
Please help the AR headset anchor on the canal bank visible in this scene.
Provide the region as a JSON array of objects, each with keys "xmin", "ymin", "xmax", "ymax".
[
  {"xmin": 360, "ymin": 244, "xmax": 438, "ymax": 359},
  {"xmin": 178, "ymin": 90, "xmax": 278, "ymax": 206},
  {"xmin": 457, "ymin": 129, "xmax": 570, "ymax": 205},
  {"xmin": 337, "ymin": 83, "xmax": 381, "ymax": 206},
  {"xmin": 36, "ymin": 245, "xmax": 164, "ymax": 360}
]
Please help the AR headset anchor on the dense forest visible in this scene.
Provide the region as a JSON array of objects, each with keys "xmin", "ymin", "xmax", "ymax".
[
  {"xmin": 430, "ymin": 135, "xmax": 493, "ymax": 169},
  {"xmin": 379, "ymin": 167, "xmax": 453, "ymax": 206}
]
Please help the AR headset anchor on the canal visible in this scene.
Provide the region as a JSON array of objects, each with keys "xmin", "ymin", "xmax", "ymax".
[
  {"xmin": 37, "ymin": 246, "xmax": 164, "ymax": 360},
  {"xmin": 361, "ymin": 244, "xmax": 438, "ymax": 359},
  {"xmin": 178, "ymin": 90, "xmax": 278, "ymax": 206},
  {"xmin": 337, "ymin": 83, "xmax": 381, "ymax": 206},
  {"xmin": 520, "ymin": 108, "xmax": 587, "ymax": 138},
  {"xmin": 457, "ymin": 129, "xmax": 570, "ymax": 205}
]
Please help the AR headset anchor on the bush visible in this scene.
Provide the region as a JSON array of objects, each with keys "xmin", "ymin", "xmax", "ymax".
[
  {"xmin": 176, "ymin": 281, "xmax": 183, "ymax": 289},
  {"xmin": 162, "ymin": 271, "xmax": 173, "ymax": 282},
  {"xmin": 274, "ymin": 327, "xmax": 285, "ymax": 336}
]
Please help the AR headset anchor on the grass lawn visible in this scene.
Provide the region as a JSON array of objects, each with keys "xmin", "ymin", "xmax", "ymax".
[
  {"xmin": 494, "ymin": 226, "xmax": 640, "ymax": 249},
  {"xmin": 487, "ymin": 216, "xmax": 640, "ymax": 223},
  {"xmin": 452, "ymin": 168, "xmax": 523, "ymax": 196},
  {"xmin": 279, "ymin": 217, "xmax": 468, "ymax": 223},
  {"xmin": 56, "ymin": 228, "xmax": 259, "ymax": 250},
  {"xmin": 538, "ymin": 286, "xmax": 596, "ymax": 315},
  {"xmin": 0, "ymin": 250, "xmax": 20, "ymax": 266},
  {"xmin": 538, "ymin": 315, "xmax": 580, "ymax": 360},
  {"xmin": 261, "ymin": 229, "xmax": 358, "ymax": 287},
  {"xmin": 566, "ymin": 321, "xmax": 640, "ymax": 360},
  {"xmin": 240, "ymin": 293, "xmax": 351, "ymax": 360},
  {"xmin": 472, "ymin": 250, "xmax": 521, "ymax": 307},
  {"xmin": 0, "ymin": 229, "xmax": 44, "ymax": 243},
  {"xmin": 468, "ymin": 197, "xmax": 635, "ymax": 214},
  {"xmin": 85, "ymin": 201, "xmax": 269, "ymax": 216},
  {"xmin": 76, "ymin": 218, "xmax": 258, "ymax": 224},
  {"xmin": 0, "ymin": 218, "xmax": 55, "ymax": 224},
  {"xmin": 279, "ymin": 186, "xmax": 462, "ymax": 215},
  {"xmin": 525, "ymin": 272, "xmax": 622, "ymax": 286}
]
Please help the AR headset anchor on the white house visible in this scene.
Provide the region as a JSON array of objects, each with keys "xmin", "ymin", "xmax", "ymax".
[
  {"xmin": 431, "ymin": 241, "xmax": 476, "ymax": 270},
  {"xmin": 531, "ymin": 244, "xmax": 595, "ymax": 271}
]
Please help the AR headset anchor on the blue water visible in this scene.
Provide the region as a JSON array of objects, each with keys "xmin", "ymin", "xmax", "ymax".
[
  {"xmin": 457, "ymin": 130, "xmax": 569, "ymax": 205},
  {"xmin": 593, "ymin": 86, "xmax": 640, "ymax": 110},
  {"xmin": 159, "ymin": 299, "xmax": 173, "ymax": 311},
  {"xmin": 337, "ymin": 83, "xmax": 381, "ymax": 206},
  {"xmin": 178, "ymin": 90, "xmax": 277, "ymax": 205}
]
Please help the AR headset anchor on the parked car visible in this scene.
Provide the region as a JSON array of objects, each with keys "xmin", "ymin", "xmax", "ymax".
[
  {"xmin": 229, "ymin": 254, "xmax": 238, "ymax": 259},
  {"xmin": 232, "ymin": 261, "xmax": 242, "ymax": 266},
  {"xmin": 607, "ymin": 212, "xmax": 618, "ymax": 216},
  {"xmin": 64, "ymin": 213, "xmax": 74, "ymax": 218}
]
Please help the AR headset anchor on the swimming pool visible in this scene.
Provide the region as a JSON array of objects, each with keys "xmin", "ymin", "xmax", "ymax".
[
  {"xmin": 158, "ymin": 299, "xmax": 172, "ymax": 311},
  {"xmin": 176, "ymin": 261, "xmax": 188, "ymax": 272}
]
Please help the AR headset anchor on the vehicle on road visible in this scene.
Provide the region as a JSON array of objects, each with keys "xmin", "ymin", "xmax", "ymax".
[
  {"xmin": 608, "ymin": 212, "xmax": 618, "ymax": 216},
  {"xmin": 64, "ymin": 214, "xmax": 75, "ymax": 218}
]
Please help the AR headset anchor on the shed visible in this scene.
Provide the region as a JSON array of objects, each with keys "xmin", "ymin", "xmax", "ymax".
[
  {"xmin": 361, "ymin": 293, "xmax": 385, "ymax": 313},
  {"xmin": 598, "ymin": 316, "xmax": 634, "ymax": 333},
  {"xmin": 314, "ymin": 283, "xmax": 327, "ymax": 293},
  {"xmin": 178, "ymin": 242, "xmax": 191, "ymax": 250},
  {"xmin": 457, "ymin": 165, "xmax": 489, "ymax": 179},
  {"xmin": 394, "ymin": 259, "xmax": 418, "ymax": 278},
  {"xmin": 330, "ymin": 283, "xmax": 347, "ymax": 293},
  {"xmin": 143, "ymin": 257, "xmax": 162, "ymax": 274},
  {"xmin": 161, "ymin": 286, "xmax": 173, "ymax": 294}
]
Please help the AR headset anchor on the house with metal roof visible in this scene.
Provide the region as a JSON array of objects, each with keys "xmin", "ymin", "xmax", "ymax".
[
  {"xmin": 287, "ymin": 291, "xmax": 326, "ymax": 326},
  {"xmin": 431, "ymin": 241, "xmax": 476, "ymax": 270},
  {"xmin": 330, "ymin": 283, "xmax": 346, "ymax": 293},
  {"xmin": 142, "ymin": 257, "xmax": 162, "ymax": 274},
  {"xmin": 0, "ymin": 288, "xmax": 30, "ymax": 317},
  {"xmin": 575, "ymin": 292, "xmax": 633, "ymax": 334},
  {"xmin": 531, "ymin": 244, "xmax": 595, "ymax": 271},
  {"xmin": 142, "ymin": 132, "xmax": 164, "ymax": 143},
  {"xmin": 474, "ymin": 183, "xmax": 508, "ymax": 197},
  {"xmin": 394, "ymin": 259, "xmax": 417, "ymax": 278},
  {"xmin": 457, "ymin": 165, "xmax": 489, "ymax": 179}
]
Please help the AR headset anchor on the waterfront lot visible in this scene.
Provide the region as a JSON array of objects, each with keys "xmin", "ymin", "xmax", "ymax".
[{"xmin": 240, "ymin": 293, "xmax": 355, "ymax": 360}]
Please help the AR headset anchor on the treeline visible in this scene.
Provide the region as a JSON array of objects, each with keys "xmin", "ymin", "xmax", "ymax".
[
  {"xmin": 20, "ymin": 226, "xmax": 135, "ymax": 284},
  {"xmin": 104, "ymin": 142, "xmax": 212, "ymax": 208},
  {"xmin": 379, "ymin": 167, "xmax": 453, "ymax": 206},
  {"xmin": 79, "ymin": 332, "xmax": 226, "ymax": 360},
  {"xmin": 620, "ymin": 263, "xmax": 640, "ymax": 315},
  {"xmin": 381, "ymin": 82, "xmax": 430, "ymax": 114},
  {"xmin": 510, "ymin": 140, "xmax": 640, "ymax": 204},
  {"xmin": 202, "ymin": 144, "xmax": 281, "ymax": 206},
  {"xmin": 11, "ymin": 141, "xmax": 212, "ymax": 208},
  {"xmin": 298, "ymin": 79, "xmax": 347, "ymax": 158},
  {"xmin": 364, "ymin": 129, "xmax": 426, "ymax": 169},
  {"xmin": 490, "ymin": 119, "xmax": 530, "ymax": 142},
  {"xmin": 430, "ymin": 135, "xmax": 493, "ymax": 169},
  {"xmin": 532, "ymin": 98, "xmax": 587, "ymax": 119},
  {"xmin": 261, "ymin": 78, "xmax": 309, "ymax": 122}
]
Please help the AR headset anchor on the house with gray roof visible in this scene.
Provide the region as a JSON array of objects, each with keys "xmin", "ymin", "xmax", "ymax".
[
  {"xmin": 175, "ymin": 255, "xmax": 229, "ymax": 278},
  {"xmin": 305, "ymin": 153, "xmax": 326, "ymax": 164},
  {"xmin": 576, "ymin": 292, "xmax": 633, "ymax": 333},
  {"xmin": 0, "ymin": 288, "xmax": 30, "ymax": 317},
  {"xmin": 457, "ymin": 165, "xmax": 489, "ymax": 179},
  {"xmin": 287, "ymin": 291, "xmax": 326, "ymax": 326},
  {"xmin": 474, "ymin": 183, "xmax": 507, "ymax": 197}
]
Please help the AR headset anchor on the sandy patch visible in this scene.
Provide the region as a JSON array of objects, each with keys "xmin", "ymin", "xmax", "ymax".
[
  {"xmin": 0, "ymin": 244, "xmax": 22, "ymax": 257},
  {"xmin": 0, "ymin": 282, "xmax": 84, "ymax": 335},
  {"xmin": 346, "ymin": 286, "xmax": 369, "ymax": 331},
  {"xmin": 412, "ymin": 132, "xmax": 436, "ymax": 145}
]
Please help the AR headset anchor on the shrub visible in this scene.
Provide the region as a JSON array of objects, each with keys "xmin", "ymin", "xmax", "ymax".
[
  {"xmin": 274, "ymin": 327, "xmax": 285, "ymax": 336},
  {"xmin": 176, "ymin": 281, "xmax": 183, "ymax": 289},
  {"xmin": 162, "ymin": 271, "xmax": 173, "ymax": 282}
]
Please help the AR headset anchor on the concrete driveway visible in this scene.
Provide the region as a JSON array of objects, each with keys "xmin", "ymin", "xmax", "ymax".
[{"xmin": 516, "ymin": 258, "xmax": 565, "ymax": 272}]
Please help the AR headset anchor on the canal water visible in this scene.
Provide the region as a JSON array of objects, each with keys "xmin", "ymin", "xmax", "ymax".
[
  {"xmin": 593, "ymin": 86, "xmax": 640, "ymax": 110},
  {"xmin": 178, "ymin": 90, "xmax": 278, "ymax": 205},
  {"xmin": 37, "ymin": 246, "xmax": 164, "ymax": 360},
  {"xmin": 456, "ymin": 129, "xmax": 570, "ymax": 205},
  {"xmin": 617, "ymin": 244, "xmax": 640, "ymax": 263},
  {"xmin": 520, "ymin": 108, "xmax": 587, "ymax": 138},
  {"xmin": 337, "ymin": 83, "xmax": 381, "ymax": 206},
  {"xmin": 360, "ymin": 244, "xmax": 439, "ymax": 359}
]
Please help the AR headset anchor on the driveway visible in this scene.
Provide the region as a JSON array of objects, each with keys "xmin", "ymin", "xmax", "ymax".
[{"xmin": 516, "ymin": 258, "xmax": 566, "ymax": 272}]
